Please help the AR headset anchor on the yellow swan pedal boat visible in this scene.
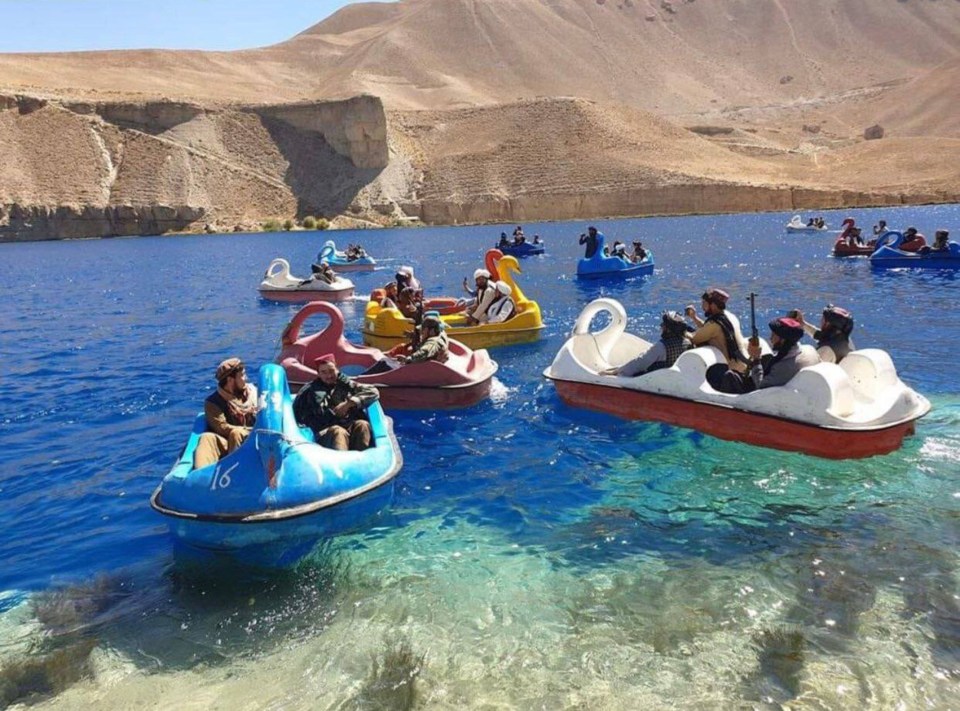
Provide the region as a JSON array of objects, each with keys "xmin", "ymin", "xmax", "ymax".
[{"xmin": 362, "ymin": 254, "xmax": 544, "ymax": 350}]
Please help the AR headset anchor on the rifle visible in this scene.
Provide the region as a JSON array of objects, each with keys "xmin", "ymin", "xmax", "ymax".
[{"xmin": 747, "ymin": 292, "xmax": 759, "ymax": 347}]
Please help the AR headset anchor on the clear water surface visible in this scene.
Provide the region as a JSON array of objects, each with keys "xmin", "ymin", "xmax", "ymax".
[{"xmin": 1, "ymin": 205, "xmax": 958, "ymax": 709}]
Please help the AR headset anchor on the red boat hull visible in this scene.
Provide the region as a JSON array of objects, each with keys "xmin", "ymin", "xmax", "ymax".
[
  {"xmin": 375, "ymin": 378, "xmax": 493, "ymax": 409},
  {"xmin": 550, "ymin": 378, "xmax": 918, "ymax": 459},
  {"xmin": 259, "ymin": 288, "xmax": 355, "ymax": 303},
  {"xmin": 288, "ymin": 376, "xmax": 493, "ymax": 410},
  {"xmin": 832, "ymin": 243, "xmax": 874, "ymax": 257}
]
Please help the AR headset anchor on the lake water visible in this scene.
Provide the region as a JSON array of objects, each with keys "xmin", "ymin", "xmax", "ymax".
[{"xmin": 1, "ymin": 205, "xmax": 959, "ymax": 709}]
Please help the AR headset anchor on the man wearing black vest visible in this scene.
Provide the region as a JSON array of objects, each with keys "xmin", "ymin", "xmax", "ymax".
[{"xmin": 193, "ymin": 358, "xmax": 259, "ymax": 470}]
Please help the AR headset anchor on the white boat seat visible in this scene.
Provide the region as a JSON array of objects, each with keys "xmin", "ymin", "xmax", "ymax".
[{"xmin": 840, "ymin": 349, "xmax": 899, "ymax": 401}]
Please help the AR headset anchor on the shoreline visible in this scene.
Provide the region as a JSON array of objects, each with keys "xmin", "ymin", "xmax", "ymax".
[{"xmin": 2, "ymin": 194, "xmax": 957, "ymax": 245}]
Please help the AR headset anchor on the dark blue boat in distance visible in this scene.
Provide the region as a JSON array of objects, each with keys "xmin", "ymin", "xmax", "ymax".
[
  {"xmin": 151, "ymin": 364, "xmax": 402, "ymax": 567},
  {"xmin": 497, "ymin": 241, "xmax": 545, "ymax": 257}
]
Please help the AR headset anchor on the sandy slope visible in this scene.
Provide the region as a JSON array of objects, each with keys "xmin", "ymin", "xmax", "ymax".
[
  {"xmin": 2, "ymin": 0, "xmax": 958, "ymax": 119},
  {"xmin": 0, "ymin": 0, "xmax": 958, "ymax": 237}
]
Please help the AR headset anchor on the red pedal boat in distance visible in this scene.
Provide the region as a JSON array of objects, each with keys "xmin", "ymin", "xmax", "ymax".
[
  {"xmin": 833, "ymin": 218, "xmax": 926, "ymax": 257},
  {"xmin": 544, "ymin": 298, "xmax": 930, "ymax": 459},
  {"xmin": 276, "ymin": 301, "xmax": 498, "ymax": 410}
]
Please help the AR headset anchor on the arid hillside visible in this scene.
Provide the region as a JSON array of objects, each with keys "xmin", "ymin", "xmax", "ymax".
[{"xmin": 1, "ymin": 0, "xmax": 958, "ymax": 240}]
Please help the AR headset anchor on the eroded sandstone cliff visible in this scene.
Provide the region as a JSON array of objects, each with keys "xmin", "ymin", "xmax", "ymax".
[{"xmin": 0, "ymin": 93, "xmax": 396, "ymax": 241}]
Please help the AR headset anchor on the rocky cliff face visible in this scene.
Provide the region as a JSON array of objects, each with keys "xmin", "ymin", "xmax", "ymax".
[
  {"xmin": 417, "ymin": 184, "xmax": 932, "ymax": 226},
  {"xmin": 0, "ymin": 93, "xmax": 393, "ymax": 242},
  {"xmin": 0, "ymin": 204, "xmax": 205, "ymax": 241}
]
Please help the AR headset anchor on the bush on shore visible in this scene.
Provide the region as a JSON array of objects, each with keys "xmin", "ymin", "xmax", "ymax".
[
  {"xmin": 262, "ymin": 219, "xmax": 282, "ymax": 232},
  {"xmin": 282, "ymin": 218, "xmax": 295, "ymax": 231},
  {"xmin": 302, "ymin": 216, "xmax": 317, "ymax": 230}
]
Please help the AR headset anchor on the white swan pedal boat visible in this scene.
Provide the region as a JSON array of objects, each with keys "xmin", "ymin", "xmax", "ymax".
[
  {"xmin": 543, "ymin": 299, "xmax": 930, "ymax": 459},
  {"xmin": 259, "ymin": 258, "xmax": 355, "ymax": 303},
  {"xmin": 785, "ymin": 215, "xmax": 829, "ymax": 233}
]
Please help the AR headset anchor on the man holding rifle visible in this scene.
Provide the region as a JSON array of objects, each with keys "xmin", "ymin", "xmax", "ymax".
[{"xmin": 719, "ymin": 293, "xmax": 820, "ymax": 393}]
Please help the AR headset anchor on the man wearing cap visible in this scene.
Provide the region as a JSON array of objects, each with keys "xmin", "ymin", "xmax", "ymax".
[
  {"xmin": 740, "ymin": 317, "xmax": 819, "ymax": 391},
  {"xmin": 791, "ymin": 305, "xmax": 855, "ymax": 364},
  {"xmin": 606, "ymin": 311, "xmax": 692, "ymax": 377},
  {"xmin": 193, "ymin": 358, "xmax": 259, "ymax": 470},
  {"xmin": 482, "ymin": 281, "xmax": 516, "ymax": 324},
  {"xmin": 293, "ymin": 354, "xmax": 380, "ymax": 451},
  {"xmin": 684, "ymin": 288, "xmax": 750, "ymax": 374},
  {"xmin": 398, "ymin": 313, "xmax": 449, "ymax": 364}
]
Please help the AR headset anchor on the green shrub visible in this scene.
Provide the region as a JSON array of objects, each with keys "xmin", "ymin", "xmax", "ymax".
[
  {"xmin": 317, "ymin": 218, "xmax": 330, "ymax": 231},
  {"xmin": 262, "ymin": 219, "xmax": 281, "ymax": 232},
  {"xmin": 282, "ymin": 218, "xmax": 295, "ymax": 231},
  {"xmin": 302, "ymin": 215, "xmax": 317, "ymax": 230}
]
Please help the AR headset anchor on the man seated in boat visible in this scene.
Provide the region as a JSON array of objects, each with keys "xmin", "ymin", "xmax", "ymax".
[
  {"xmin": 579, "ymin": 226, "xmax": 600, "ymax": 258},
  {"xmin": 380, "ymin": 281, "xmax": 399, "ymax": 309},
  {"xmin": 806, "ymin": 217, "xmax": 816, "ymax": 227},
  {"xmin": 900, "ymin": 227, "xmax": 926, "ymax": 251},
  {"xmin": 293, "ymin": 354, "xmax": 380, "ymax": 451},
  {"xmin": 873, "ymin": 220, "xmax": 888, "ymax": 236},
  {"xmin": 532, "ymin": 234, "xmax": 543, "ymax": 245},
  {"xmin": 720, "ymin": 318, "xmax": 819, "ymax": 393},
  {"xmin": 193, "ymin": 358, "xmax": 259, "ymax": 470},
  {"xmin": 847, "ymin": 226, "xmax": 865, "ymax": 246},
  {"xmin": 395, "ymin": 266, "xmax": 421, "ymax": 292},
  {"xmin": 513, "ymin": 225, "xmax": 525, "ymax": 240},
  {"xmin": 397, "ymin": 286, "xmax": 422, "ymax": 321},
  {"xmin": 481, "ymin": 282, "xmax": 517, "ymax": 324},
  {"xmin": 684, "ymin": 288, "xmax": 751, "ymax": 381},
  {"xmin": 460, "ymin": 269, "xmax": 498, "ymax": 322},
  {"xmin": 921, "ymin": 229, "xmax": 951, "ymax": 253},
  {"xmin": 790, "ymin": 305, "xmax": 855, "ymax": 363},
  {"xmin": 306, "ymin": 259, "xmax": 337, "ymax": 285},
  {"xmin": 397, "ymin": 313, "xmax": 449, "ymax": 364},
  {"xmin": 498, "ymin": 232, "xmax": 510, "ymax": 248},
  {"xmin": 631, "ymin": 241, "xmax": 647, "ymax": 263},
  {"xmin": 604, "ymin": 311, "xmax": 692, "ymax": 377},
  {"xmin": 611, "ymin": 240, "xmax": 628, "ymax": 259},
  {"xmin": 345, "ymin": 244, "xmax": 367, "ymax": 260},
  {"xmin": 814, "ymin": 217, "xmax": 825, "ymax": 228}
]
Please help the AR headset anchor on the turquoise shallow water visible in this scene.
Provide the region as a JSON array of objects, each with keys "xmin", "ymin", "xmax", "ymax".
[{"xmin": 0, "ymin": 205, "xmax": 958, "ymax": 708}]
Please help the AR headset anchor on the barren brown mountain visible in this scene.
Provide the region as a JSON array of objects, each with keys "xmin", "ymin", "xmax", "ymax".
[{"xmin": 1, "ymin": 0, "xmax": 958, "ymax": 240}]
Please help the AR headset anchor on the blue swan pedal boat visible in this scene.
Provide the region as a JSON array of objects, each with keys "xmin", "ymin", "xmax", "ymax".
[
  {"xmin": 150, "ymin": 364, "xmax": 402, "ymax": 566},
  {"xmin": 576, "ymin": 232, "xmax": 654, "ymax": 279},
  {"xmin": 870, "ymin": 232, "xmax": 960, "ymax": 269},
  {"xmin": 318, "ymin": 240, "xmax": 377, "ymax": 272}
]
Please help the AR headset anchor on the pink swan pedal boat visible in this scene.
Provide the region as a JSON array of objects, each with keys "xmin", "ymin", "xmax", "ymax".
[
  {"xmin": 276, "ymin": 301, "xmax": 499, "ymax": 409},
  {"xmin": 544, "ymin": 298, "xmax": 930, "ymax": 459},
  {"xmin": 259, "ymin": 258, "xmax": 355, "ymax": 303}
]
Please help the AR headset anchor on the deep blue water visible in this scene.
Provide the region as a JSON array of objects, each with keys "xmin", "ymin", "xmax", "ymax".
[{"xmin": 1, "ymin": 205, "xmax": 959, "ymax": 706}]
